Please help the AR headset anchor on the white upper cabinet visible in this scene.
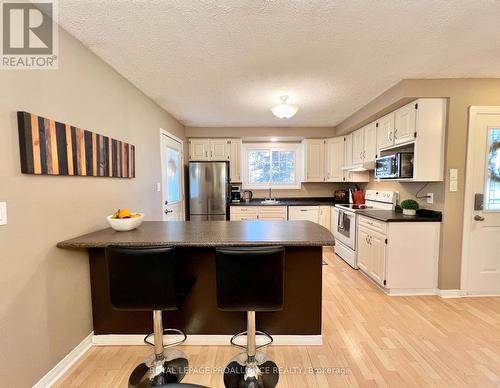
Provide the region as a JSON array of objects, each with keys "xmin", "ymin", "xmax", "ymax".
[
  {"xmin": 343, "ymin": 133, "xmax": 353, "ymax": 182},
  {"xmin": 303, "ymin": 139, "xmax": 325, "ymax": 182},
  {"xmin": 394, "ymin": 102, "xmax": 417, "ymax": 144},
  {"xmin": 412, "ymin": 98, "xmax": 447, "ymax": 181},
  {"xmin": 376, "ymin": 112, "xmax": 395, "ymax": 151},
  {"xmin": 189, "ymin": 138, "xmax": 231, "ymax": 161},
  {"xmin": 352, "ymin": 128, "xmax": 365, "ymax": 165},
  {"xmin": 363, "ymin": 122, "xmax": 377, "ymax": 162},
  {"xmin": 229, "ymin": 139, "xmax": 242, "ymax": 182},
  {"xmin": 209, "ymin": 139, "xmax": 230, "ymax": 160},
  {"xmin": 189, "ymin": 139, "xmax": 210, "ymax": 161},
  {"xmin": 325, "ymin": 137, "xmax": 344, "ymax": 182}
]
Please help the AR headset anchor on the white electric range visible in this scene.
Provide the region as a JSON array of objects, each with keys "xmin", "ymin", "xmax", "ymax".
[{"xmin": 333, "ymin": 190, "xmax": 398, "ymax": 268}]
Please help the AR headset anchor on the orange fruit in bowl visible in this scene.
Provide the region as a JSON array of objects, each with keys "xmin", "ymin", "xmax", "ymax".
[
  {"xmin": 130, "ymin": 214, "xmax": 141, "ymax": 218},
  {"xmin": 112, "ymin": 209, "xmax": 132, "ymax": 219}
]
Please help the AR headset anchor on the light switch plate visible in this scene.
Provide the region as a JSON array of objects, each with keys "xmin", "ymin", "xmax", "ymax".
[
  {"xmin": 450, "ymin": 168, "xmax": 458, "ymax": 180},
  {"xmin": 156, "ymin": 182, "xmax": 161, "ymax": 192},
  {"xmin": 450, "ymin": 180, "xmax": 458, "ymax": 192},
  {"xmin": 0, "ymin": 202, "xmax": 7, "ymax": 225}
]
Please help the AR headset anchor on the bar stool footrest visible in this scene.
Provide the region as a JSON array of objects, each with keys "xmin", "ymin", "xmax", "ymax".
[
  {"xmin": 144, "ymin": 328, "xmax": 187, "ymax": 349},
  {"xmin": 230, "ymin": 330, "xmax": 273, "ymax": 351}
]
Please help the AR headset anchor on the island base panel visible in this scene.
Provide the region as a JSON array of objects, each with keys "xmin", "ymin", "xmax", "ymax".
[{"xmin": 89, "ymin": 246, "xmax": 322, "ymax": 335}]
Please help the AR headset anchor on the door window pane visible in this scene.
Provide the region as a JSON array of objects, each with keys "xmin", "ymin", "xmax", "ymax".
[
  {"xmin": 166, "ymin": 146, "xmax": 181, "ymax": 203},
  {"xmin": 485, "ymin": 128, "xmax": 500, "ymax": 210}
]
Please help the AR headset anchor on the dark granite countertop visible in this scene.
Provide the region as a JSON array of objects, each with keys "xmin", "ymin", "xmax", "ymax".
[
  {"xmin": 57, "ymin": 220, "xmax": 335, "ymax": 249},
  {"xmin": 230, "ymin": 197, "xmax": 343, "ymax": 207},
  {"xmin": 357, "ymin": 209, "xmax": 442, "ymax": 222}
]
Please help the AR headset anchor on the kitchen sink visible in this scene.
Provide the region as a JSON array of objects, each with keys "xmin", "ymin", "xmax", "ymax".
[{"xmin": 260, "ymin": 199, "xmax": 281, "ymax": 204}]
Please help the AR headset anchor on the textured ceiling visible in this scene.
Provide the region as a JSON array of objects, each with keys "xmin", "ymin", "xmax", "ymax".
[{"xmin": 59, "ymin": 0, "xmax": 500, "ymax": 127}]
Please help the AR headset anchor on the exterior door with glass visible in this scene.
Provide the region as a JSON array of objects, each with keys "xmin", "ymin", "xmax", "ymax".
[
  {"xmin": 462, "ymin": 107, "xmax": 500, "ymax": 294},
  {"xmin": 161, "ymin": 131, "xmax": 184, "ymax": 221}
]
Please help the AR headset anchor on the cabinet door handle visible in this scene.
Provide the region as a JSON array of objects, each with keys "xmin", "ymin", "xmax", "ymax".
[
  {"xmin": 205, "ymin": 151, "xmax": 208, "ymax": 157},
  {"xmin": 394, "ymin": 129, "xmax": 398, "ymax": 138},
  {"xmin": 389, "ymin": 132, "xmax": 393, "ymax": 141}
]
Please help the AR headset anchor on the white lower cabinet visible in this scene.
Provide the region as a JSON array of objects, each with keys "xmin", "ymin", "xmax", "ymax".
[
  {"xmin": 257, "ymin": 206, "xmax": 288, "ymax": 221},
  {"xmin": 230, "ymin": 206, "xmax": 287, "ymax": 221},
  {"xmin": 230, "ymin": 207, "xmax": 258, "ymax": 221},
  {"xmin": 319, "ymin": 206, "xmax": 331, "ymax": 231},
  {"xmin": 288, "ymin": 206, "xmax": 320, "ymax": 223},
  {"xmin": 356, "ymin": 215, "xmax": 440, "ymax": 295}
]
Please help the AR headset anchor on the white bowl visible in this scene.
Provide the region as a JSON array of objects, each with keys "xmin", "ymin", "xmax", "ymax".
[{"xmin": 107, "ymin": 213, "xmax": 144, "ymax": 231}]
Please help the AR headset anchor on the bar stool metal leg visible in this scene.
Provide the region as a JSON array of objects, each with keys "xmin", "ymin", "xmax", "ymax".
[
  {"xmin": 223, "ymin": 311, "xmax": 279, "ymax": 388},
  {"xmin": 128, "ymin": 311, "xmax": 189, "ymax": 388}
]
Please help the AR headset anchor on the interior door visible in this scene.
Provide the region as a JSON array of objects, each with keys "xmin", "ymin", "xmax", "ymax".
[
  {"xmin": 161, "ymin": 132, "xmax": 184, "ymax": 221},
  {"xmin": 463, "ymin": 108, "xmax": 500, "ymax": 294}
]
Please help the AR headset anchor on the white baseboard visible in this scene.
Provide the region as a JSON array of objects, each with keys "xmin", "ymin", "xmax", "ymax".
[
  {"xmin": 92, "ymin": 334, "xmax": 323, "ymax": 346},
  {"xmin": 386, "ymin": 288, "xmax": 437, "ymax": 296},
  {"xmin": 437, "ymin": 289, "xmax": 463, "ymax": 298},
  {"xmin": 33, "ymin": 332, "xmax": 93, "ymax": 388}
]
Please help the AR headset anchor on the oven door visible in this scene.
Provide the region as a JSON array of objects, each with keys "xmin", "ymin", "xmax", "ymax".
[
  {"xmin": 333, "ymin": 208, "xmax": 356, "ymax": 250},
  {"xmin": 375, "ymin": 155, "xmax": 398, "ymax": 178}
]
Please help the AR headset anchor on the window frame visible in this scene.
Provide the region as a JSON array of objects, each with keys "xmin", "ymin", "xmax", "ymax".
[{"xmin": 241, "ymin": 142, "xmax": 302, "ymax": 190}]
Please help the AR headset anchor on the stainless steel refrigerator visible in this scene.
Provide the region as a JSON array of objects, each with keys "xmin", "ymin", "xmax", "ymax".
[{"xmin": 189, "ymin": 161, "xmax": 229, "ymax": 221}]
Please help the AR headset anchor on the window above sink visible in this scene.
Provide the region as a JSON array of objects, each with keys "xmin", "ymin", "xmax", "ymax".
[{"xmin": 241, "ymin": 142, "xmax": 302, "ymax": 189}]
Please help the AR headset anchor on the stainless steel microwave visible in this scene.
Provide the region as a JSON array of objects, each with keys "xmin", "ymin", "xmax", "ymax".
[{"xmin": 375, "ymin": 152, "xmax": 414, "ymax": 179}]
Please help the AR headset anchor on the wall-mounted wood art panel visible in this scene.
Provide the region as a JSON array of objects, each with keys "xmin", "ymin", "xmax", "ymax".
[{"xmin": 17, "ymin": 112, "xmax": 135, "ymax": 178}]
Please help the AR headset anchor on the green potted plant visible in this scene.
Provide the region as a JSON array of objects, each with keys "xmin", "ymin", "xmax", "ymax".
[{"xmin": 400, "ymin": 199, "xmax": 419, "ymax": 216}]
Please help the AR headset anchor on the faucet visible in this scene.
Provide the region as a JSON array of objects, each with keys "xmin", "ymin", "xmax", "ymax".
[{"xmin": 267, "ymin": 187, "xmax": 273, "ymax": 201}]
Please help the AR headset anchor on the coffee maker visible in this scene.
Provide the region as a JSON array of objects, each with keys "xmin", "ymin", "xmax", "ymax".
[{"xmin": 230, "ymin": 185, "xmax": 242, "ymax": 203}]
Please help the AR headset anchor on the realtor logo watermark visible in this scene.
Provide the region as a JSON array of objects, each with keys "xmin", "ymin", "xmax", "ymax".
[{"xmin": 1, "ymin": 0, "xmax": 58, "ymax": 69}]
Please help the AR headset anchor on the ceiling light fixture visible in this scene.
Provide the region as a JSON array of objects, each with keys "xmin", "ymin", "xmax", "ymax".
[
  {"xmin": 270, "ymin": 137, "xmax": 278, "ymax": 142},
  {"xmin": 271, "ymin": 95, "xmax": 298, "ymax": 119}
]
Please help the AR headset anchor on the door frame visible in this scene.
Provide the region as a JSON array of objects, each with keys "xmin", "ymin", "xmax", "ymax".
[
  {"xmin": 159, "ymin": 128, "xmax": 185, "ymax": 221},
  {"xmin": 460, "ymin": 106, "xmax": 500, "ymax": 295}
]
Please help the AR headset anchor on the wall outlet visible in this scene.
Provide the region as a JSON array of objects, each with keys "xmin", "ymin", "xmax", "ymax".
[
  {"xmin": 427, "ymin": 193, "xmax": 434, "ymax": 204},
  {"xmin": 0, "ymin": 202, "xmax": 7, "ymax": 225}
]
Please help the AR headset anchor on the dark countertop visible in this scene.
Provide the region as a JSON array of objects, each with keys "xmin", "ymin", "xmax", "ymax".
[
  {"xmin": 357, "ymin": 209, "xmax": 442, "ymax": 222},
  {"xmin": 57, "ymin": 220, "xmax": 335, "ymax": 249},
  {"xmin": 230, "ymin": 197, "xmax": 342, "ymax": 207}
]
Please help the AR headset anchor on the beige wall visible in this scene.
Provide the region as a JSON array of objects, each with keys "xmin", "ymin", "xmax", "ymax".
[
  {"xmin": 0, "ymin": 28, "xmax": 185, "ymax": 387},
  {"xmin": 334, "ymin": 78, "xmax": 500, "ymax": 289},
  {"xmin": 186, "ymin": 126, "xmax": 335, "ymax": 139}
]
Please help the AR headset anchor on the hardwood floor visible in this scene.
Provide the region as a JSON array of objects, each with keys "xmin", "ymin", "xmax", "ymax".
[{"xmin": 55, "ymin": 249, "xmax": 500, "ymax": 387}]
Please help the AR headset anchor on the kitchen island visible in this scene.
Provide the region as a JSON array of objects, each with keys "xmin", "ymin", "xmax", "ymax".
[{"xmin": 58, "ymin": 221, "xmax": 334, "ymax": 342}]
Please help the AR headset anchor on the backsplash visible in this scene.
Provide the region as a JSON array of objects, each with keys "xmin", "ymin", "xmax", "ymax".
[
  {"xmin": 359, "ymin": 173, "xmax": 445, "ymax": 211},
  {"xmin": 248, "ymin": 182, "xmax": 351, "ymax": 198}
]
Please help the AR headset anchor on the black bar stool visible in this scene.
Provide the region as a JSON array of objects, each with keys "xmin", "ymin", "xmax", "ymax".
[
  {"xmin": 215, "ymin": 246, "xmax": 285, "ymax": 388},
  {"xmin": 106, "ymin": 246, "xmax": 192, "ymax": 388}
]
